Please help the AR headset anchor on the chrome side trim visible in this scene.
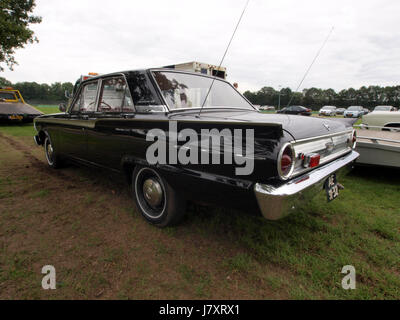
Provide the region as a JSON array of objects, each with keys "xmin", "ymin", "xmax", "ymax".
[
  {"xmin": 254, "ymin": 150, "xmax": 359, "ymax": 220},
  {"xmin": 293, "ymin": 129, "xmax": 353, "ymax": 143},
  {"xmin": 290, "ymin": 130, "xmax": 354, "ymax": 178}
]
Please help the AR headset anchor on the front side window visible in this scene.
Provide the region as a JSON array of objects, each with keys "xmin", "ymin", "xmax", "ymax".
[
  {"xmin": 152, "ymin": 71, "xmax": 254, "ymax": 110},
  {"xmin": 70, "ymin": 81, "xmax": 99, "ymax": 113},
  {"xmin": 98, "ymin": 77, "xmax": 134, "ymax": 113}
]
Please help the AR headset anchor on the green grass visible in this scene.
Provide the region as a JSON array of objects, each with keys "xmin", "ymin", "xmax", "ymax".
[
  {"xmin": 34, "ymin": 105, "xmax": 60, "ymax": 114},
  {"xmin": 0, "ymin": 123, "xmax": 35, "ymax": 136},
  {"xmin": 188, "ymin": 166, "xmax": 400, "ymax": 299}
]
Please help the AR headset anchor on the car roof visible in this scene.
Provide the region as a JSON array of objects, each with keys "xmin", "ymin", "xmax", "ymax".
[{"xmin": 79, "ymin": 68, "xmax": 231, "ymax": 86}]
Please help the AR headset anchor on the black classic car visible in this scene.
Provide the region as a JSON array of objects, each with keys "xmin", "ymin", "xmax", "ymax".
[
  {"xmin": 33, "ymin": 69, "xmax": 359, "ymax": 227},
  {"xmin": 276, "ymin": 105, "xmax": 312, "ymax": 116}
]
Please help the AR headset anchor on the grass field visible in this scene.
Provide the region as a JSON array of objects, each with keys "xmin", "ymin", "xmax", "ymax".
[{"xmin": 0, "ymin": 112, "xmax": 399, "ymax": 299}]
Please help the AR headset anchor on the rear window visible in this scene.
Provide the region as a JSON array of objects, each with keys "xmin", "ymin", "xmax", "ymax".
[{"xmin": 0, "ymin": 92, "xmax": 17, "ymax": 100}]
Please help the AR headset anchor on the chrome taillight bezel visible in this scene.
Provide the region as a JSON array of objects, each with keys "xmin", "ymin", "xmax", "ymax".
[{"xmin": 277, "ymin": 142, "xmax": 295, "ymax": 180}]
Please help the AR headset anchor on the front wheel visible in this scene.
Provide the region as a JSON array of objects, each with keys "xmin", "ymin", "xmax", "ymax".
[
  {"xmin": 44, "ymin": 134, "xmax": 63, "ymax": 169},
  {"xmin": 132, "ymin": 166, "xmax": 186, "ymax": 227}
]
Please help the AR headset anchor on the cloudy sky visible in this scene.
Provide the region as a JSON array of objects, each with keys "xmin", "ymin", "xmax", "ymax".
[{"xmin": 2, "ymin": 0, "xmax": 400, "ymax": 92}]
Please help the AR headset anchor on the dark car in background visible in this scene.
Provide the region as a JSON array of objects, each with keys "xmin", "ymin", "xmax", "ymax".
[
  {"xmin": 33, "ymin": 69, "xmax": 358, "ymax": 227},
  {"xmin": 276, "ymin": 105, "xmax": 312, "ymax": 116}
]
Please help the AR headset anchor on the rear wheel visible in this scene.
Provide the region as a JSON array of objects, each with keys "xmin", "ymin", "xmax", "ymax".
[
  {"xmin": 132, "ymin": 166, "xmax": 186, "ymax": 227},
  {"xmin": 44, "ymin": 133, "xmax": 63, "ymax": 169}
]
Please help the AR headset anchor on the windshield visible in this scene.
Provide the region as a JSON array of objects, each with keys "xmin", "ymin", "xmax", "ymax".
[
  {"xmin": 322, "ymin": 106, "xmax": 335, "ymax": 110},
  {"xmin": 374, "ymin": 106, "xmax": 391, "ymax": 111},
  {"xmin": 348, "ymin": 106, "xmax": 361, "ymax": 111},
  {"xmin": 152, "ymin": 71, "xmax": 254, "ymax": 110}
]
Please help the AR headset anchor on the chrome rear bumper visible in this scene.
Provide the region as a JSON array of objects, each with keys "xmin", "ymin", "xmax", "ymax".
[{"xmin": 254, "ymin": 150, "xmax": 359, "ymax": 220}]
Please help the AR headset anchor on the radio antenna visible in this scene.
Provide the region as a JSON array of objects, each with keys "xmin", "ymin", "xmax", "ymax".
[
  {"xmin": 197, "ymin": 0, "xmax": 250, "ymax": 118},
  {"xmin": 285, "ymin": 26, "xmax": 334, "ymax": 108}
]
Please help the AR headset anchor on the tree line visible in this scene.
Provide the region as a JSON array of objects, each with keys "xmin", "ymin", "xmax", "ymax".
[
  {"xmin": 2, "ymin": 74, "xmax": 400, "ymax": 109},
  {"xmin": 0, "ymin": 77, "xmax": 73, "ymax": 104},
  {"xmin": 243, "ymin": 86, "xmax": 400, "ymax": 111}
]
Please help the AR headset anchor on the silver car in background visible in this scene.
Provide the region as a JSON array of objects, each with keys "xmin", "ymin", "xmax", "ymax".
[{"xmin": 344, "ymin": 106, "xmax": 364, "ymax": 118}]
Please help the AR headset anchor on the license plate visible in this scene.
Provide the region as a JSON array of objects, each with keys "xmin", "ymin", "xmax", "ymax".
[
  {"xmin": 324, "ymin": 174, "xmax": 339, "ymax": 202},
  {"xmin": 9, "ymin": 115, "xmax": 23, "ymax": 120}
]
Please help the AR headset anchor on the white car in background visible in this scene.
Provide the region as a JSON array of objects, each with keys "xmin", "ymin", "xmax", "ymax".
[
  {"xmin": 259, "ymin": 105, "xmax": 275, "ymax": 111},
  {"xmin": 373, "ymin": 105, "xmax": 397, "ymax": 112},
  {"xmin": 319, "ymin": 106, "xmax": 336, "ymax": 116},
  {"xmin": 362, "ymin": 111, "xmax": 400, "ymax": 131}
]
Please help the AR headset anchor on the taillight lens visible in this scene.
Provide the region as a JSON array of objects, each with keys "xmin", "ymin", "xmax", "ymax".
[
  {"xmin": 278, "ymin": 143, "xmax": 295, "ymax": 180},
  {"xmin": 351, "ymin": 130, "xmax": 357, "ymax": 149},
  {"xmin": 309, "ymin": 154, "xmax": 320, "ymax": 168}
]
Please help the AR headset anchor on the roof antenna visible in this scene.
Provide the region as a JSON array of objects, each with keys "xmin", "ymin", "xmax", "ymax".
[
  {"xmin": 197, "ymin": 0, "xmax": 250, "ymax": 118},
  {"xmin": 285, "ymin": 26, "xmax": 334, "ymax": 108}
]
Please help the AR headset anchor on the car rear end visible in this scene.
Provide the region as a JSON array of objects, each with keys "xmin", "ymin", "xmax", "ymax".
[
  {"xmin": 254, "ymin": 128, "xmax": 358, "ymax": 220},
  {"xmin": 301, "ymin": 107, "xmax": 312, "ymax": 116}
]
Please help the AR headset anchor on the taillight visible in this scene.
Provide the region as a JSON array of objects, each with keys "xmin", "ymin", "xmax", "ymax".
[
  {"xmin": 309, "ymin": 154, "xmax": 320, "ymax": 168},
  {"xmin": 301, "ymin": 153, "xmax": 321, "ymax": 168},
  {"xmin": 348, "ymin": 130, "xmax": 357, "ymax": 149},
  {"xmin": 278, "ymin": 143, "xmax": 295, "ymax": 180},
  {"xmin": 352, "ymin": 130, "xmax": 357, "ymax": 149}
]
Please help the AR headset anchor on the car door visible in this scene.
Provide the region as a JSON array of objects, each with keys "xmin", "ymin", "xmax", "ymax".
[
  {"xmin": 57, "ymin": 80, "xmax": 100, "ymax": 160},
  {"xmin": 86, "ymin": 76, "xmax": 135, "ymax": 169}
]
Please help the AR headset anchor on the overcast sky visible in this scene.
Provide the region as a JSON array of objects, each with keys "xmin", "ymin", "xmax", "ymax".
[{"xmin": 2, "ymin": 0, "xmax": 400, "ymax": 92}]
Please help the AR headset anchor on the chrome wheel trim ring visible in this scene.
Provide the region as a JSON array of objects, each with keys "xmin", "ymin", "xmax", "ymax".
[{"xmin": 135, "ymin": 168, "xmax": 166, "ymax": 220}]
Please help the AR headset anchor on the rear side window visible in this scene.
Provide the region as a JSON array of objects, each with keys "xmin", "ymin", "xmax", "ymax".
[
  {"xmin": 98, "ymin": 77, "xmax": 134, "ymax": 113},
  {"xmin": 70, "ymin": 81, "xmax": 99, "ymax": 113}
]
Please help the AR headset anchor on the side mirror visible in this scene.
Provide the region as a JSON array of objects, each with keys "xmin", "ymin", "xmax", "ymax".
[
  {"xmin": 65, "ymin": 90, "xmax": 72, "ymax": 99},
  {"xmin": 59, "ymin": 103, "xmax": 66, "ymax": 112}
]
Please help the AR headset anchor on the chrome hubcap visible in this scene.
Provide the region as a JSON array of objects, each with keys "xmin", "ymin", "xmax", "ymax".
[{"xmin": 142, "ymin": 178, "xmax": 163, "ymax": 208}]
